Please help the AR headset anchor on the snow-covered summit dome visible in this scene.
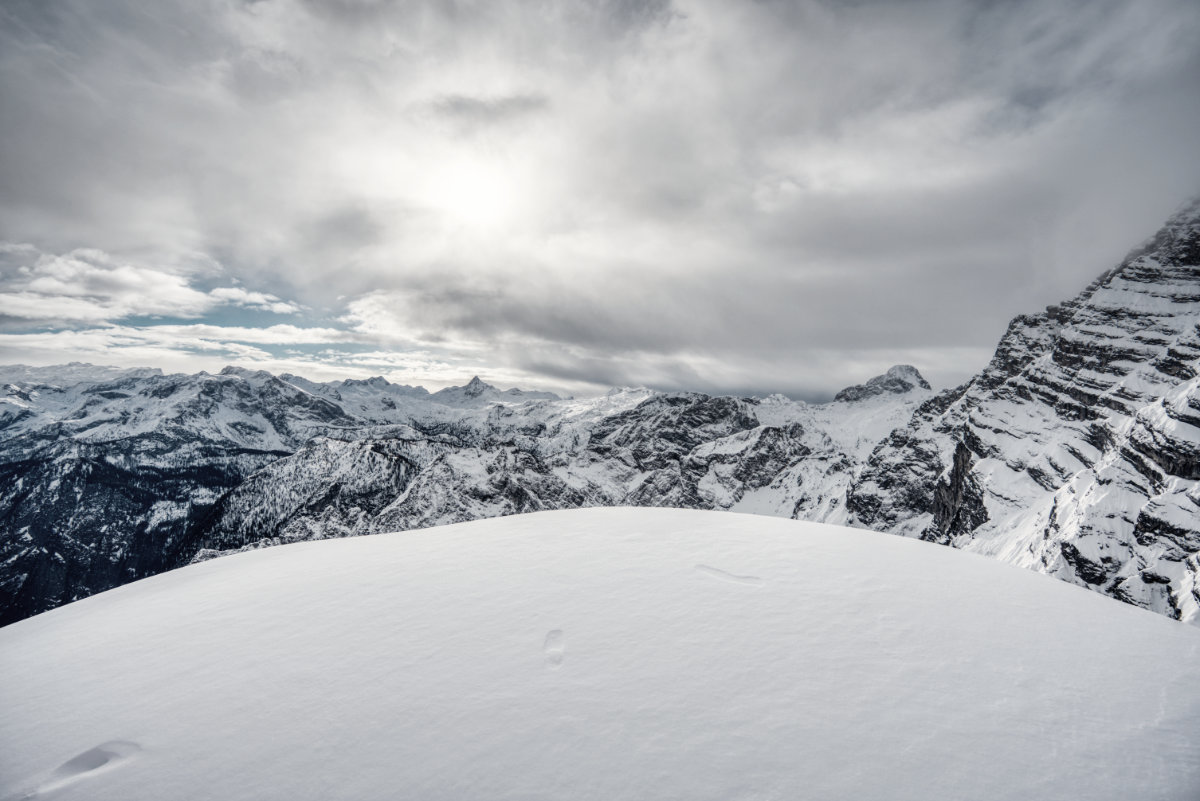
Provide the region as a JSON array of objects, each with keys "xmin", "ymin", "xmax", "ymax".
[{"xmin": 2, "ymin": 508, "xmax": 1197, "ymax": 801}]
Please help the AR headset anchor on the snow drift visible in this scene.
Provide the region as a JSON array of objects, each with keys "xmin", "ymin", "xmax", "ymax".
[{"xmin": 2, "ymin": 508, "xmax": 1198, "ymax": 801}]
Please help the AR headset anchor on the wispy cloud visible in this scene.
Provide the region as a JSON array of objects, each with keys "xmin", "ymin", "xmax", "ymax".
[{"xmin": 207, "ymin": 287, "xmax": 303, "ymax": 315}]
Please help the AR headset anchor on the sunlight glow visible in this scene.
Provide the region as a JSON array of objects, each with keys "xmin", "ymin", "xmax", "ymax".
[{"xmin": 430, "ymin": 158, "xmax": 523, "ymax": 229}]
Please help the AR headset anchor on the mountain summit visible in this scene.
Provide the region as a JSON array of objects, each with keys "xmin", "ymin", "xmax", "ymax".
[
  {"xmin": 429, "ymin": 377, "xmax": 561, "ymax": 407},
  {"xmin": 463, "ymin": 376, "xmax": 489, "ymax": 397},
  {"xmin": 834, "ymin": 364, "xmax": 931, "ymax": 403}
]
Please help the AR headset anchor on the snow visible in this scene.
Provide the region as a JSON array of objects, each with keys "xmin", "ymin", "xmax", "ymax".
[{"xmin": 2, "ymin": 507, "xmax": 1198, "ymax": 801}]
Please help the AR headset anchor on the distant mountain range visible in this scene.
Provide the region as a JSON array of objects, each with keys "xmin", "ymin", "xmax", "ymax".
[{"xmin": 2, "ymin": 198, "xmax": 1197, "ymax": 627}]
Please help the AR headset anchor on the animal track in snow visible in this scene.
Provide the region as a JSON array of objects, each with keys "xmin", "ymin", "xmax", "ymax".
[
  {"xmin": 695, "ymin": 564, "xmax": 764, "ymax": 587},
  {"xmin": 543, "ymin": 629, "xmax": 565, "ymax": 668}
]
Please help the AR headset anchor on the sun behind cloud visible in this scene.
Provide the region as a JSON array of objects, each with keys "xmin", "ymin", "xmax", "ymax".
[{"xmin": 428, "ymin": 156, "xmax": 527, "ymax": 230}]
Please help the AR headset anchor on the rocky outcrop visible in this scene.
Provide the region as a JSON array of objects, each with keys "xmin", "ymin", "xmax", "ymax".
[{"xmin": 926, "ymin": 440, "xmax": 989, "ymax": 545}]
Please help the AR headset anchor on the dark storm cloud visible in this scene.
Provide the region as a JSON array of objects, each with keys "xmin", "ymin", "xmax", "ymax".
[{"xmin": 0, "ymin": 0, "xmax": 1198, "ymax": 396}]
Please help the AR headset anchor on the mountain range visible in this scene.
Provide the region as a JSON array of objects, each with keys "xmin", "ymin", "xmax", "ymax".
[{"xmin": 1, "ymin": 198, "xmax": 1197, "ymax": 627}]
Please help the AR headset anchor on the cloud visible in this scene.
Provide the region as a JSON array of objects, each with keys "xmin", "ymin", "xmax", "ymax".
[
  {"xmin": 0, "ymin": 245, "xmax": 302, "ymax": 325},
  {"xmin": 428, "ymin": 93, "xmax": 550, "ymax": 133},
  {"xmin": 207, "ymin": 287, "xmax": 304, "ymax": 315},
  {"xmin": 0, "ymin": 327, "xmax": 276, "ymax": 370},
  {"xmin": 0, "ymin": 325, "xmax": 589, "ymax": 393},
  {"xmin": 341, "ymin": 282, "xmax": 994, "ymax": 399},
  {"xmin": 0, "ymin": 321, "xmax": 359, "ymax": 373},
  {"xmin": 0, "ymin": 247, "xmax": 216, "ymax": 323},
  {"xmin": 0, "ymin": 0, "xmax": 1197, "ymax": 396},
  {"xmin": 127, "ymin": 323, "xmax": 353, "ymax": 345}
]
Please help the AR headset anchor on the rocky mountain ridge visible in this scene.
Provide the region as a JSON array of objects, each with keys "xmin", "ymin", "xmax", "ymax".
[
  {"xmin": 0, "ymin": 364, "xmax": 928, "ymax": 624},
  {"xmin": 848, "ymin": 197, "xmax": 1200, "ymax": 620}
]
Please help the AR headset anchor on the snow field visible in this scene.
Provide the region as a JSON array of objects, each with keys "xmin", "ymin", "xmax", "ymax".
[{"xmin": 1, "ymin": 507, "xmax": 1198, "ymax": 800}]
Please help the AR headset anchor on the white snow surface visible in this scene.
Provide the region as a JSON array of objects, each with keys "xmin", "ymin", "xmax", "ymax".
[{"xmin": 2, "ymin": 508, "xmax": 1198, "ymax": 801}]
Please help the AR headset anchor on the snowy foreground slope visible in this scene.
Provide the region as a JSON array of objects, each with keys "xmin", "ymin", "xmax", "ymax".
[{"xmin": 2, "ymin": 509, "xmax": 1198, "ymax": 801}]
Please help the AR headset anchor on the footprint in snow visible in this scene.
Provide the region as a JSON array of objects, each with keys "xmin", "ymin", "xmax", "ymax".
[
  {"xmin": 8, "ymin": 740, "xmax": 141, "ymax": 800},
  {"xmin": 544, "ymin": 629, "xmax": 565, "ymax": 669}
]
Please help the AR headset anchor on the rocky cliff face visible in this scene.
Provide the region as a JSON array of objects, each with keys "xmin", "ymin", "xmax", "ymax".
[
  {"xmin": 2, "ymin": 199, "xmax": 1198, "ymax": 627},
  {"xmin": 847, "ymin": 198, "xmax": 1200, "ymax": 620}
]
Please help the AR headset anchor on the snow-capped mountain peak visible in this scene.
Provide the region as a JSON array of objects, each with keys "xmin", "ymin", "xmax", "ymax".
[
  {"xmin": 463, "ymin": 375, "xmax": 489, "ymax": 396},
  {"xmin": 834, "ymin": 364, "xmax": 932, "ymax": 403},
  {"xmin": 429, "ymin": 376, "xmax": 561, "ymax": 407}
]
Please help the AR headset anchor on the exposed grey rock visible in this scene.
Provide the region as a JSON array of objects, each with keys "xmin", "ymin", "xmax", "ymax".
[{"xmin": 834, "ymin": 365, "xmax": 931, "ymax": 403}]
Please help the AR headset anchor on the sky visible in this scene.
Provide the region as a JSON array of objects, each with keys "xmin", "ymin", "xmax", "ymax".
[{"xmin": 1, "ymin": 0, "xmax": 1198, "ymax": 400}]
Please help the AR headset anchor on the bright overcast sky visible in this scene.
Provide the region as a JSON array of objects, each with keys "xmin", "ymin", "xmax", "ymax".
[{"xmin": 1, "ymin": 0, "xmax": 1199, "ymax": 399}]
